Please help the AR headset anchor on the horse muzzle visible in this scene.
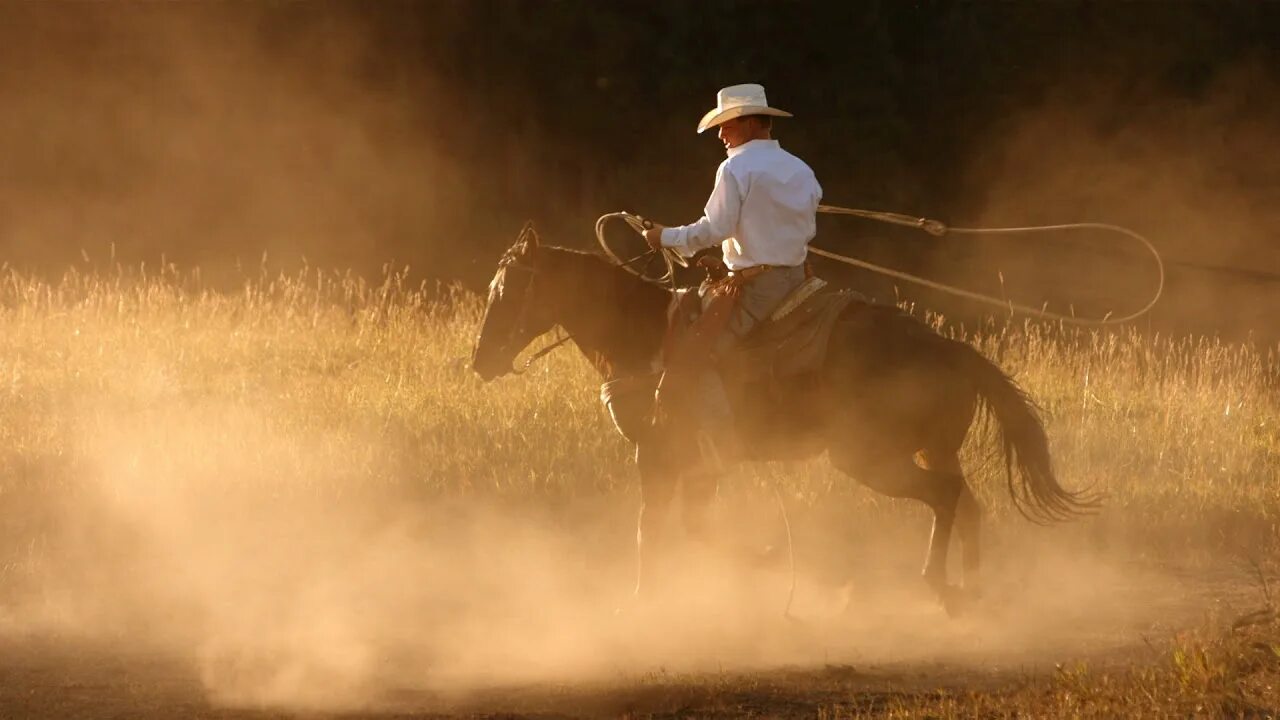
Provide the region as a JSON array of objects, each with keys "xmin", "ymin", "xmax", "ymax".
[{"xmin": 470, "ymin": 348, "xmax": 514, "ymax": 382}]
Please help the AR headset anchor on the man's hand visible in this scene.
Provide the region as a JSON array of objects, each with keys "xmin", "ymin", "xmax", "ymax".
[{"xmin": 642, "ymin": 224, "xmax": 666, "ymax": 251}]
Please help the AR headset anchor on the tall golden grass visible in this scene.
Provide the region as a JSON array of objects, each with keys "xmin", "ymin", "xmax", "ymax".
[
  {"xmin": 3, "ymin": 264, "xmax": 1280, "ymax": 716},
  {"xmin": 0, "ymin": 263, "xmax": 1277, "ymax": 561}
]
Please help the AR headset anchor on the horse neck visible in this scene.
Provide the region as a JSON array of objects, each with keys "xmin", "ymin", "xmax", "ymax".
[{"xmin": 539, "ymin": 249, "xmax": 669, "ymax": 379}]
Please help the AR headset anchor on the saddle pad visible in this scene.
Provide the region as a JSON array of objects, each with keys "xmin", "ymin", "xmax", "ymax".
[{"xmin": 770, "ymin": 276, "xmax": 828, "ymax": 321}]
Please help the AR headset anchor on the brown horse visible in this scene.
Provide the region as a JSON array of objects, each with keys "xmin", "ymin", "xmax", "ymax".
[{"xmin": 470, "ymin": 229, "xmax": 1096, "ymax": 612}]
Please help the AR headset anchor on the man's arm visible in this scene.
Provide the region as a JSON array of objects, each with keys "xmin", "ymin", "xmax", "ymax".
[{"xmin": 656, "ymin": 163, "xmax": 743, "ymax": 257}]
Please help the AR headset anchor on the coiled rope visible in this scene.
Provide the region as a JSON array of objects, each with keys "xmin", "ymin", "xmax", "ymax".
[
  {"xmin": 596, "ymin": 206, "xmax": 1166, "ymax": 326},
  {"xmin": 594, "ymin": 212, "xmax": 687, "ymax": 286}
]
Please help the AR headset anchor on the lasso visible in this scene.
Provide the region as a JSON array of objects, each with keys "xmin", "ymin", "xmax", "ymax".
[{"xmin": 596, "ymin": 205, "xmax": 1165, "ymax": 326}]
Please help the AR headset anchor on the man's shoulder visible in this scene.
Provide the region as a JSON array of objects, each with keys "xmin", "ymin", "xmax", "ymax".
[
  {"xmin": 725, "ymin": 141, "xmax": 782, "ymax": 168},
  {"xmin": 758, "ymin": 145, "xmax": 817, "ymax": 181},
  {"xmin": 723, "ymin": 141, "xmax": 816, "ymax": 181},
  {"xmin": 772, "ymin": 143, "xmax": 814, "ymax": 167}
]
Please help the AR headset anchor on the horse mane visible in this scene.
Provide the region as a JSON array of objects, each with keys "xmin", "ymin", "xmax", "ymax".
[
  {"xmin": 533, "ymin": 245, "xmax": 671, "ymax": 378},
  {"xmin": 535, "ymin": 244, "xmax": 671, "ymax": 306}
]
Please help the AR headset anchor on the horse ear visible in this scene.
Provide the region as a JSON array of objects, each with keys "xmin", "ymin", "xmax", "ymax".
[
  {"xmin": 510, "ymin": 221, "xmax": 541, "ymax": 260},
  {"xmin": 522, "ymin": 220, "xmax": 540, "ymax": 249}
]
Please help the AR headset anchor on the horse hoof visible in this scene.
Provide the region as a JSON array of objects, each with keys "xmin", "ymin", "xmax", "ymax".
[
  {"xmin": 746, "ymin": 543, "xmax": 788, "ymax": 570},
  {"xmin": 614, "ymin": 597, "xmax": 653, "ymax": 621},
  {"xmin": 938, "ymin": 585, "xmax": 970, "ymax": 618}
]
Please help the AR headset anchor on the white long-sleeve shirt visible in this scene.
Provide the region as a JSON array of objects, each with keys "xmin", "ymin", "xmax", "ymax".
[{"xmin": 660, "ymin": 139, "xmax": 822, "ymax": 271}]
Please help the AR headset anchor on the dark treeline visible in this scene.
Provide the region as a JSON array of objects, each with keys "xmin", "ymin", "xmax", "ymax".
[{"xmin": 1, "ymin": 2, "xmax": 1277, "ymax": 337}]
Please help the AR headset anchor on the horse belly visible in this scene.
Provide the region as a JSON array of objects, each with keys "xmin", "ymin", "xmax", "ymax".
[{"xmin": 732, "ymin": 376, "xmax": 829, "ymax": 461}]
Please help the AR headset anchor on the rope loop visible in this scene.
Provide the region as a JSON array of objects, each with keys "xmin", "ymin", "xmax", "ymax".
[
  {"xmin": 812, "ymin": 204, "xmax": 1164, "ymax": 326},
  {"xmin": 593, "ymin": 206, "xmax": 1164, "ymax": 326},
  {"xmin": 594, "ymin": 212, "xmax": 688, "ymax": 286}
]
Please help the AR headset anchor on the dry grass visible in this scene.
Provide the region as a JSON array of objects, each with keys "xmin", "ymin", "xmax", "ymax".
[
  {"xmin": 679, "ymin": 620, "xmax": 1280, "ymax": 717},
  {"xmin": 1, "ymin": 264, "xmax": 1276, "ymax": 513},
  {"xmin": 1, "ymin": 263, "xmax": 1279, "ymax": 716},
  {"xmin": 831, "ymin": 621, "xmax": 1280, "ymax": 717}
]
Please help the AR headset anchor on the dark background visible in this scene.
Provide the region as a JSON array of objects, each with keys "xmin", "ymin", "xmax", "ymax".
[{"xmin": 1, "ymin": 1, "xmax": 1277, "ymax": 338}]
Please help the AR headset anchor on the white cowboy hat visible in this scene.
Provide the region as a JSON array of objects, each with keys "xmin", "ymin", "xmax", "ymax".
[{"xmin": 696, "ymin": 83, "xmax": 793, "ymax": 134}]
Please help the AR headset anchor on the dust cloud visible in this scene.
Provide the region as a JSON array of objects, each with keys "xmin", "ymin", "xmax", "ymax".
[
  {"xmin": 1, "ymin": 386, "xmax": 1208, "ymax": 713},
  {"xmin": 0, "ymin": 3, "xmax": 464, "ymax": 279}
]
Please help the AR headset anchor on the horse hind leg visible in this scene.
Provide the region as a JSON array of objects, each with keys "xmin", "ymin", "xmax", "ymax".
[
  {"xmin": 918, "ymin": 449, "xmax": 983, "ymax": 595},
  {"xmin": 831, "ymin": 447, "xmax": 968, "ymax": 611}
]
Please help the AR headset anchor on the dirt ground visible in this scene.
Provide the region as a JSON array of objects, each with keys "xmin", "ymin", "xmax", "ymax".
[
  {"xmin": 0, "ymin": 633, "xmax": 1009, "ymax": 719},
  {"xmin": 0, "ymin": 548, "xmax": 1264, "ymax": 719}
]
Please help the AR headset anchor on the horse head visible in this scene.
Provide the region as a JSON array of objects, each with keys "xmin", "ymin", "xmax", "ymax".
[{"xmin": 471, "ymin": 223, "xmax": 558, "ymax": 381}]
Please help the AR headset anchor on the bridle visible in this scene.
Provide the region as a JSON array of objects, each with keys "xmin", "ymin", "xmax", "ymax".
[
  {"xmin": 496, "ymin": 223, "xmax": 575, "ymax": 376},
  {"xmin": 490, "ymin": 220, "xmax": 677, "ymax": 376}
]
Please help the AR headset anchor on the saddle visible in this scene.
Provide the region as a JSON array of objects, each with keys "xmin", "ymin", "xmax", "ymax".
[
  {"xmin": 724, "ymin": 281, "xmax": 860, "ymax": 385},
  {"xmin": 662, "ymin": 276, "xmax": 861, "ymax": 385},
  {"xmin": 600, "ymin": 273, "xmax": 864, "ymax": 445}
]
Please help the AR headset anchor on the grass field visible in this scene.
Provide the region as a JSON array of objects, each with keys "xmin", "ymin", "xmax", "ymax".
[{"xmin": 1, "ymin": 264, "xmax": 1279, "ymax": 717}]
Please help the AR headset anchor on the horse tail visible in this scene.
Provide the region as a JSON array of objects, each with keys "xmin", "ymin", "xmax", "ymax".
[{"xmin": 953, "ymin": 340, "xmax": 1101, "ymax": 523}]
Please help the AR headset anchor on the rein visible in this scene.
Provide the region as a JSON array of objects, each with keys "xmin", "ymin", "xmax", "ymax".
[{"xmin": 511, "ymin": 330, "xmax": 574, "ymax": 375}]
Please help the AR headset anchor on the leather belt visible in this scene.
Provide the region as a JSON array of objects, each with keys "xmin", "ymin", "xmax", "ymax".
[{"xmin": 727, "ymin": 264, "xmax": 801, "ymax": 280}]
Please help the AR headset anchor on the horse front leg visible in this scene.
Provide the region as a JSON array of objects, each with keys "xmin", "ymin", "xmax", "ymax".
[
  {"xmin": 634, "ymin": 440, "xmax": 675, "ymax": 600},
  {"xmin": 680, "ymin": 467, "xmax": 719, "ymax": 543}
]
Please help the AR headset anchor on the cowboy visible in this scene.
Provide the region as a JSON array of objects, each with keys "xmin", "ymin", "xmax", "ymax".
[{"xmin": 643, "ymin": 83, "xmax": 823, "ymax": 473}]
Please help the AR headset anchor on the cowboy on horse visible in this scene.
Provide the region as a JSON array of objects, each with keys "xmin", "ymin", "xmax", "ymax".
[
  {"xmin": 471, "ymin": 84, "xmax": 1097, "ymax": 616},
  {"xmin": 641, "ymin": 83, "xmax": 822, "ymax": 478}
]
